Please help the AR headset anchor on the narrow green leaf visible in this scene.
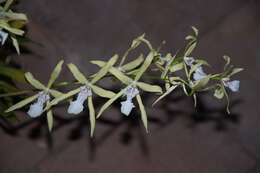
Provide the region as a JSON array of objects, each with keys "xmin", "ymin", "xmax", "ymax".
[
  {"xmin": 67, "ymin": 63, "xmax": 88, "ymax": 84},
  {"xmin": 25, "ymin": 72, "xmax": 46, "ymax": 90},
  {"xmin": 87, "ymin": 96, "xmax": 95, "ymax": 137},
  {"xmin": 97, "ymin": 88, "xmax": 126, "ymax": 118},
  {"xmin": 47, "ymin": 60, "xmax": 64, "ymax": 88},
  {"xmin": 91, "ymin": 54, "xmax": 118, "ymax": 84},
  {"xmin": 137, "ymin": 82, "xmax": 162, "ymax": 93},
  {"xmin": 91, "ymin": 84, "xmax": 115, "ymax": 98},
  {"xmin": 0, "ymin": 65, "xmax": 25, "ymax": 83},
  {"xmin": 136, "ymin": 94, "xmax": 148, "ymax": 132},
  {"xmin": 153, "ymin": 85, "xmax": 178, "ymax": 106},
  {"xmin": 5, "ymin": 94, "xmax": 38, "ymax": 112},
  {"xmin": 134, "ymin": 51, "xmax": 154, "ymax": 81}
]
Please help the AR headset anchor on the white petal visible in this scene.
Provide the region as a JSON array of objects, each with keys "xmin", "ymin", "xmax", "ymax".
[
  {"xmin": 193, "ymin": 66, "xmax": 207, "ymax": 81},
  {"xmin": 184, "ymin": 57, "xmax": 195, "ymax": 66},
  {"xmin": 0, "ymin": 30, "xmax": 8, "ymax": 46},
  {"xmin": 68, "ymin": 101, "xmax": 84, "ymax": 114},
  {"xmin": 27, "ymin": 103, "xmax": 43, "ymax": 118},
  {"xmin": 121, "ymin": 100, "xmax": 135, "ymax": 116},
  {"xmin": 226, "ymin": 80, "xmax": 240, "ymax": 92}
]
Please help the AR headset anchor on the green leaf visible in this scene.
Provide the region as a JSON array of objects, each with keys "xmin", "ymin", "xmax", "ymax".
[
  {"xmin": 87, "ymin": 96, "xmax": 95, "ymax": 137},
  {"xmin": 91, "ymin": 84, "xmax": 115, "ymax": 98},
  {"xmin": 25, "ymin": 72, "xmax": 46, "ymax": 90},
  {"xmin": 67, "ymin": 63, "xmax": 88, "ymax": 84},
  {"xmin": 47, "ymin": 60, "xmax": 64, "ymax": 88},
  {"xmin": 121, "ymin": 54, "xmax": 144, "ymax": 71},
  {"xmin": 97, "ymin": 88, "xmax": 126, "ymax": 118},
  {"xmin": 91, "ymin": 54, "xmax": 118, "ymax": 84},
  {"xmin": 5, "ymin": 94, "xmax": 38, "ymax": 113},
  {"xmin": 11, "ymin": 36, "xmax": 20, "ymax": 54},
  {"xmin": 0, "ymin": 65, "xmax": 25, "ymax": 83},
  {"xmin": 153, "ymin": 85, "xmax": 178, "ymax": 106},
  {"xmin": 134, "ymin": 51, "xmax": 154, "ymax": 81},
  {"xmin": 136, "ymin": 94, "xmax": 148, "ymax": 132},
  {"xmin": 47, "ymin": 107, "xmax": 54, "ymax": 132},
  {"xmin": 137, "ymin": 82, "xmax": 162, "ymax": 93}
]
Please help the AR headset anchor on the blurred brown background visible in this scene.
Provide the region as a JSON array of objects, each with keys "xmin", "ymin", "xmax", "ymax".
[{"xmin": 1, "ymin": 0, "xmax": 260, "ymax": 172}]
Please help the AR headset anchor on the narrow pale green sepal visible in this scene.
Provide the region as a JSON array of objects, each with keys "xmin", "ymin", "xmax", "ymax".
[
  {"xmin": 97, "ymin": 88, "xmax": 126, "ymax": 118},
  {"xmin": 67, "ymin": 63, "xmax": 88, "ymax": 84},
  {"xmin": 47, "ymin": 60, "xmax": 64, "ymax": 88},
  {"xmin": 137, "ymin": 82, "xmax": 162, "ymax": 93},
  {"xmin": 136, "ymin": 94, "xmax": 148, "ymax": 132},
  {"xmin": 5, "ymin": 94, "xmax": 38, "ymax": 113},
  {"xmin": 88, "ymin": 96, "xmax": 95, "ymax": 137},
  {"xmin": 25, "ymin": 72, "xmax": 46, "ymax": 90},
  {"xmin": 91, "ymin": 85, "xmax": 115, "ymax": 98},
  {"xmin": 153, "ymin": 85, "xmax": 178, "ymax": 106}
]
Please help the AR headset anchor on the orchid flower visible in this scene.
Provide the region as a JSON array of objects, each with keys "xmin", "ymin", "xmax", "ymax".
[
  {"xmin": 5, "ymin": 60, "xmax": 64, "ymax": 131},
  {"xmin": 92, "ymin": 51, "xmax": 162, "ymax": 132},
  {"xmin": 47, "ymin": 55, "xmax": 118, "ymax": 136}
]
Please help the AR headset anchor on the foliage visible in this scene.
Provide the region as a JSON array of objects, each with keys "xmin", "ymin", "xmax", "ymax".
[{"xmin": 0, "ymin": 0, "xmax": 28, "ymax": 120}]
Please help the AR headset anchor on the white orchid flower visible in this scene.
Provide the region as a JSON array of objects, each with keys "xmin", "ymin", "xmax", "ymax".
[
  {"xmin": 0, "ymin": 30, "xmax": 8, "ymax": 46},
  {"xmin": 27, "ymin": 92, "xmax": 50, "ymax": 118},
  {"xmin": 193, "ymin": 66, "xmax": 207, "ymax": 81},
  {"xmin": 120, "ymin": 86, "xmax": 139, "ymax": 116},
  {"xmin": 68, "ymin": 86, "xmax": 92, "ymax": 114},
  {"xmin": 223, "ymin": 79, "xmax": 240, "ymax": 92},
  {"xmin": 184, "ymin": 57, "xmax": 195, "ymax": 66}
]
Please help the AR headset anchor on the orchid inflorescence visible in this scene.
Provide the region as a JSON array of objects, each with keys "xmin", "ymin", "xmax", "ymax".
[{"xmin": 4, "ymin": 27, "xmax": 243, "ymax": 136}]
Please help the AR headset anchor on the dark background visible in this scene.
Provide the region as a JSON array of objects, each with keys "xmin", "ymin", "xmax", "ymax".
[{"xmin": 1, "ymin": 0, "xmax": 260, "ymax": 172}]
